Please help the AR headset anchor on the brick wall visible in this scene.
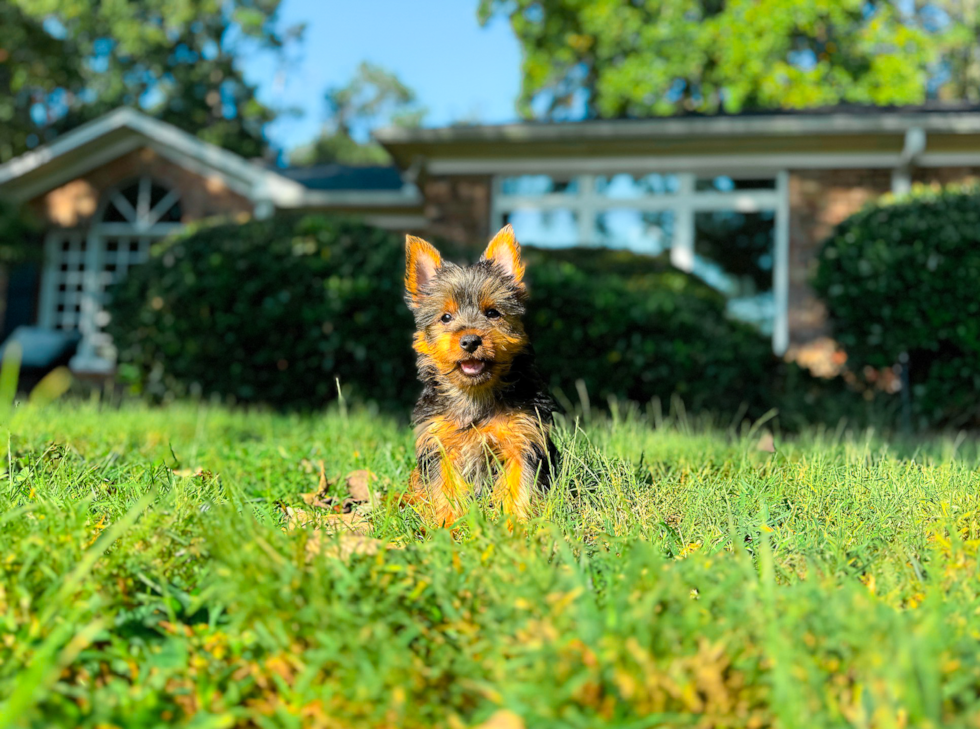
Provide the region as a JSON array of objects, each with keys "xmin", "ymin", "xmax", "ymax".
[
  {"xmin": 26, "ymin": 146, "xmax": 253, "ymax": 228},
  {"xmin": 787, "ymin": 166, "xmax": 980, "ymax": 356},
  {"xmin": 913, "ymin": 166, "xmax": 980, "ymax": 186},
  {"xmin": 420, "ymin": 175, "xmax": 492, "ymax": 249},
  {"xmin": 787, "ymin": 169, "xmax": 893, "ymax": 349}
]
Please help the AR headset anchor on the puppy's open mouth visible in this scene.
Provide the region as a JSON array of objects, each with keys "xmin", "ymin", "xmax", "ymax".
[{"xmin": 459, "ymin": 359, "xmax": 489, "ymax": 377}]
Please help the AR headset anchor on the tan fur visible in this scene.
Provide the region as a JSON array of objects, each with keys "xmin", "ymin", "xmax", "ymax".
[{"xmin": 404, "ymin": 226, "xmax": 556, "ymax": 527}]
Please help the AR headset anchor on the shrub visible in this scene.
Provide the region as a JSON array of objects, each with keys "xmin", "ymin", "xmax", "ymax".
[
  {"xmin": 813, "ymin": 183, "xmax": 980, "ymax": 427},
  {"xmin": 108, "ymin": 214, "xmax": 416, "ymax": 409},
  {"xmin": 524, "ymin": 253, "xmax": 778, "ymax": 416},
  {"xmin": 109, "ymin": 213, "xmax": 780, "ymax": 416}
]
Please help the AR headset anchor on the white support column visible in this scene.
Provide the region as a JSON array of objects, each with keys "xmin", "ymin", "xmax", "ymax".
[
  {"xmin": 773, "ymin": 170, "xmax": 791, "ymax": 356},
  {"xmin": 892, "ymin": 127, "xmax": 926, "ymax": 196},
  {"xmin": 576, "ymin": 174, "xmax": 596, "ymax": 246},
  {"xmin": 670, "ymin": 173, "xmax": 695, "ymax": 271},
  {"xmin": 71, "ymin": 231, "xmax": 104, "ymax": 370}
]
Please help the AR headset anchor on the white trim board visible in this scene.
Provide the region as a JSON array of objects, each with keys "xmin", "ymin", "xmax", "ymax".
[
  {"xmin": 427, "ymin": 152, "xmax": 903, "ymax": 176},
  {"xmin": 376, "ymin": 110, "xmax": 980, "ymax": 145},
  {"xmin": 8, "ymin": 136, "xmax": 146, "ymax": 203}
]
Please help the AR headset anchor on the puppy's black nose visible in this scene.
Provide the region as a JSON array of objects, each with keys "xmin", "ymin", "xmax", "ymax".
[{"xmin": 459, "ymin": 334, "xmax": 482, "ymax": 353}]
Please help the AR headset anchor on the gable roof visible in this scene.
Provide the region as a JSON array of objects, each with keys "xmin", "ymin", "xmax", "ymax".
[
  {"xmin": 0, "ymin": 107, "xmax": 420, "ymax": 209},
  {"xmin": 276, "ymin": 164, "xmax": 406, "ymax": 191}
]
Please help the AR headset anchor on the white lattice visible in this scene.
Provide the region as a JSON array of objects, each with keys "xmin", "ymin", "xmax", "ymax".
[{"xmin": 39, "ymin": 177, "xmax": 183, "ymax": 372}]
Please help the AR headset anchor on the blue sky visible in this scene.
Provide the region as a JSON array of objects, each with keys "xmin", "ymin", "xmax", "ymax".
[{"xmin": 242, "ymin": 0, "xmax": 523, "ymax": 154}]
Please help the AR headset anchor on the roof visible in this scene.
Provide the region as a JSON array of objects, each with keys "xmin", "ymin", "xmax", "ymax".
[
  {"xmin": 0, "ymin": 107, "xmax": 421, "ymax": 210},
  {"xmin": 277, "ymin": 164, "xmax": 405, "ymax": 192},
  {"xmin": 375, "ymin": 104, "xmax": 980, "ymax": 174},
  {"xmin": 376, "ymin": 103, "xmax": 980, "ymax": 144}
]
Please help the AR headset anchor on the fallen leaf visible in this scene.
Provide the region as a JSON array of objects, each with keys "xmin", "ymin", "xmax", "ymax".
[
  {"xmin": 323, "ymin": 512, "xmax": 372, "ymax": 535},
  {"xmin": 307, "ymin": 533, "xmax": 382, "ymax": 561},
  {"xmin": 299, "ymin": 491, "xmax": 333, "ymax": 509},
  {"xmin": 473, "ymin": 710, "xmax": 525, "ymax": 729},
  {"xmin": 297, "ymin": 468, "xmax": 378, "ymax": 513},
  {"xmin": 345, "ymin": 469, "xmax": 376, "ymax": 503},
  {"xmin": 283, "ymin": 506, "xmax": 317, "ymax": 530},
  {"xmin": 282, "ymin": 505, "xmax": 372, "ymax": 535},
  {"xmin": 305, "ymin": 533, "xmax": 406, "ymax": 562},
  {"xmin": 317, "ymin": 459, "xmax": 328, "ymax": 493},
  {"xmin": 756, "ymin": 432, "xmax": 776, "ymax": 453}
]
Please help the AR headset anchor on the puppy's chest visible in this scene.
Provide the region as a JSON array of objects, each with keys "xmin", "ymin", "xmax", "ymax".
[{"xmin": 419, "ymin": 411, "xmax": 542, "ymax": 470}]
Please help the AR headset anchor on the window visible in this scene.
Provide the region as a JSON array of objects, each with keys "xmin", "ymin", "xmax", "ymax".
[
  {"xmin": 493, "ymin": 172, "xmax": 788, "ymax": 351},
  {"xmin": 39, "ymin": 177, "xmax": 183, "ymax": 371}
]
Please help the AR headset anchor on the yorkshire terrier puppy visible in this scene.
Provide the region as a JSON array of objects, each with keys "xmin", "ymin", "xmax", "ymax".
[{"xmin": 405, "ymin": 225, "xmax": 557, "ymax": 526}]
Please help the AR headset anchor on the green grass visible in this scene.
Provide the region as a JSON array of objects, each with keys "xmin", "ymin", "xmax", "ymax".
[{"xmin": 1, "ymin": 401, "xmax": 979, "ymax": 728}]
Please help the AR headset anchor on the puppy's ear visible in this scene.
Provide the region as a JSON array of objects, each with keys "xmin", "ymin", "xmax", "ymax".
[
  {"xmin": 481, "ymin": 224, "xmax": 525, "ymax": 288},
  {"xmin": 405, "ymin": 235, "xmax": 443, "ymax": 309}
]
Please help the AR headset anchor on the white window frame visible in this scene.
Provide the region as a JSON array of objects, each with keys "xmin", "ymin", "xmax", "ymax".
[
  {"xmin": 38, "ymin": 176, "xmax": 184, "ymax": 373},
  {"xmin": 491, "ymin": 171, "xmax": 790, "ymax": 355}
]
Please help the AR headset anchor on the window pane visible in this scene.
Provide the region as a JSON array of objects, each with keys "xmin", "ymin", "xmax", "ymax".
[
  {"xmin": 150, "ymin": 182, "xmax": 171, "ymax": 208},
  {"xmin": 158, "ymin": 200, "xmax": 183, "ymax": 222},
  {"xmin": 103, "ymin": 200, "xmax": 130, "ymax": 223},
  {"xmin": 500, "ymin": 175, "xmax": 578, "ymax": 196},
  {"xmin": 695, "ymin": 176, "xmax": 776, "ymax": 192},
  {"xmin": 595, "ymin": 210, "xmax": 673, "ymax": 255},
  {"xmin": 505, "ymin": 210, "xmax": 578, "ymax": 248},
  {"xmin": 595, "ymin": 173, "xmax": 679, "ymax": 198},
  {"xmin": 693, "ymin": 211, "xmax": 775, "ymax": 332}
]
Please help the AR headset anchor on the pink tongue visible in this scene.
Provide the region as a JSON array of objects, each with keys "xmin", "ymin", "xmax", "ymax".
[{"xmin": 461, "ymin": 360, "xmax": 485, "ymax": 376}]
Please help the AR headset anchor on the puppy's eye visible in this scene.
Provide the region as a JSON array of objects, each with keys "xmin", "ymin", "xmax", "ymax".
[
  {"xmin": 440, "ymin": 313, "xmax": 453, "ymax": 323},
  {"xmin": 485, "ymin": 308, "xmax": 501, "ymax": 319}
]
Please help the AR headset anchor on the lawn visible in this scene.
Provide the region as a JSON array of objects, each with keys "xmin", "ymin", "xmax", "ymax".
[{"xmin": 1, "ymin": 401, "xmax": 979, "ymax": 728}]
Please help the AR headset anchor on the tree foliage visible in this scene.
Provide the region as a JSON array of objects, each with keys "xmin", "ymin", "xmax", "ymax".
[
  {"xmin": 290, "ymin": 62, "xmax": 425, "ymax": 167},
  {"xmin": 478, "ymin": 0, "xmax": 953, "ymax": 119},
  {"xmin": 0, "ymin": 0, "xmax": 300, "ymax": 162}
]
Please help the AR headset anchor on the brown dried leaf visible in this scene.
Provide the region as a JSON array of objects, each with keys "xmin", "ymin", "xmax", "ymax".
[
  {"xmin": 473, "ymin": 710, "xmax": 526, "ymax": 729},
  {"xmin": 307, "ymin": 533, "xmax": 382, "ymax": 561},
  {"xmin": 756, "ymin": 432, "xmax": 776, "ymax": 453},
  {"xmin": 345, "ymin": 469, "xmax": 376, "ymax": 503},
  {"xmin": 172, "ymin": 467, "xmax": 204, "ymax": 478},
  {"xmin": 317, "ymin": 459, "xmax": 328, "ymax": 493},
  {"xmin": 299, "ymin": 492, "xmax": 334, "ymax": 509},
  {"xmin": 305, "ymin": 533, "xmax": 406, "ymax": 562},
  {"xmin": 283, "ymin": 506, "xmax": 317, "ymax": 531},
  {"xmin": 323, "ymin": 512, "xmax": 372, "ymax": 536}
]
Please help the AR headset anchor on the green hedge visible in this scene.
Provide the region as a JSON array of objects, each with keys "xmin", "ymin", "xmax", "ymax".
[
  {"xmin": 108, "ymin": 215, "xmax": 416, "ymax": 409},
  {"xmin": 109, "ymin": 213, "xmax": 781, "ymax": 415},
  {"xmin": 813, "ymin": 183, "xmax": 980, "ymax": 427}
]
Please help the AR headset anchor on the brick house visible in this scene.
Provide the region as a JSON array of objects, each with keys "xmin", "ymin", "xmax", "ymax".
[{"xmin": 3, "ymin": 104, "xmax": 980, "ymax": 376}]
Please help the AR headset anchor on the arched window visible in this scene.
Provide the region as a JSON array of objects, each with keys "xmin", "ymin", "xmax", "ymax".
[{"xmin": 39, "ymin": 176, "xmax": 184, "ymax": 371}]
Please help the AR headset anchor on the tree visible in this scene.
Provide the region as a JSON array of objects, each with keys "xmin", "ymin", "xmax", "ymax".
[
  {"xmin": 931, "ymin": 0, "xmax": 980, "ymax": 103},
  {"xmin": 478, "ymin": 0, "xmax": 942, "ymax": 119},
  {"xmin": 0, "ymin": 2, "xmax": 81, "ymax": 162},
  {"xmin": 0, "ymin": 0, "xmax": 300, "ymax": 162},
  {"xmin": 290, "ymin": 62, "xmax": 425, "ymax": 167}
]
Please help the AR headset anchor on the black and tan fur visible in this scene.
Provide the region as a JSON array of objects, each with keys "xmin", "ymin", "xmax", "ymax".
[{"xmin": 405, "ymin": 225, "xmax": 557, "ymax": 526}]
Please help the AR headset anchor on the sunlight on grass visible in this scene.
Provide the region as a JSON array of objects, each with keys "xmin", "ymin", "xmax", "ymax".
[{"xmin": 1, "ymin": 401, "xmax": 978, "ymax": 727}]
